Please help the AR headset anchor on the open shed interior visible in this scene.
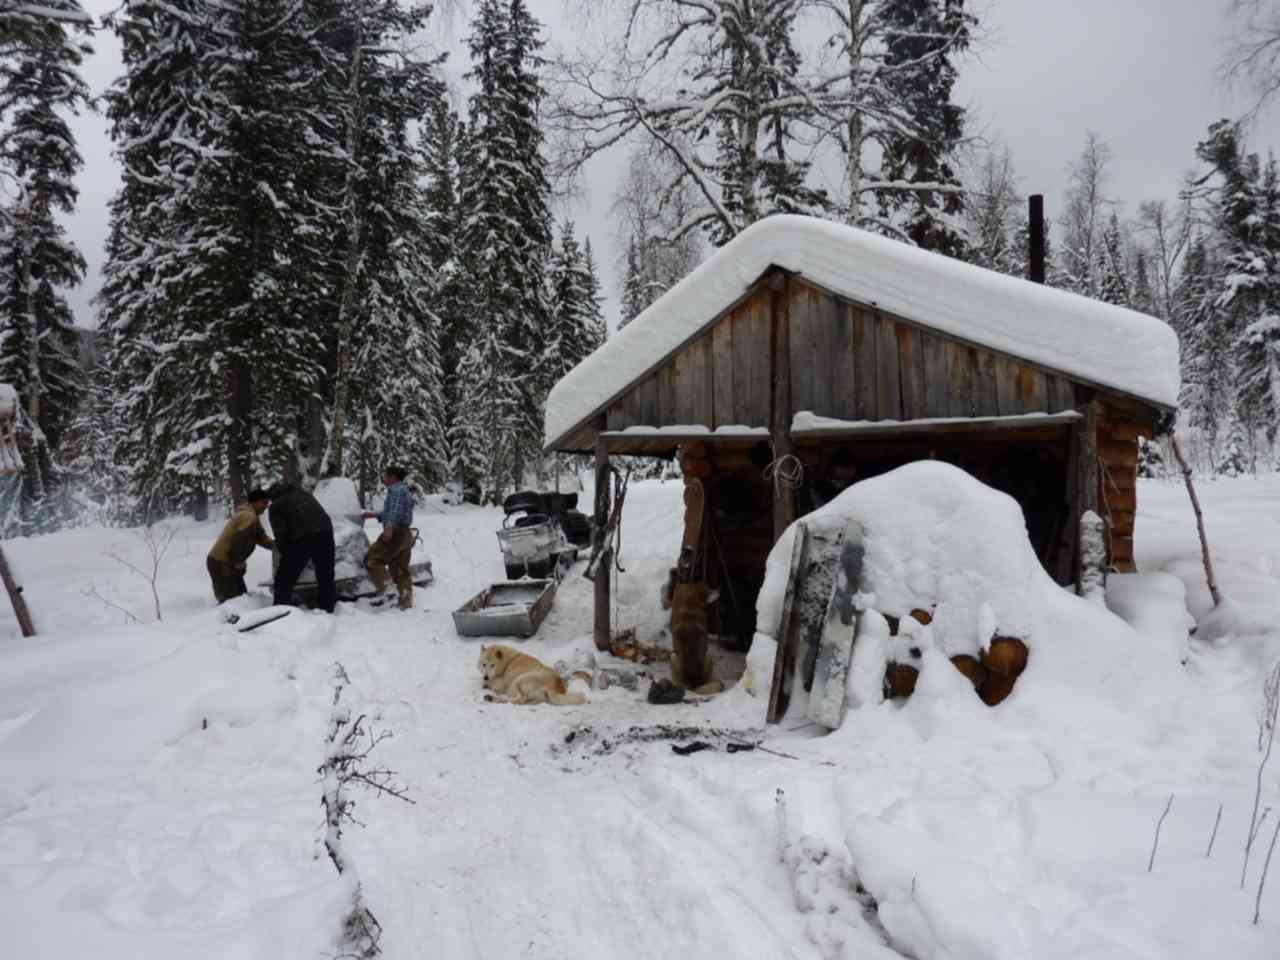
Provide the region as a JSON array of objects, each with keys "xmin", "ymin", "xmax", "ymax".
[{"xmin": 670, "ymin": 418, "xmax": 1076, "ymax": 653}]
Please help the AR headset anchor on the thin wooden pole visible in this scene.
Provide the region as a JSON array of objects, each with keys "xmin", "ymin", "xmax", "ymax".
[
  {"xmin": 593, "ymin": 416, "xmax": 611, "ymax": 651},
  {"xmin": 769, "ymin": 270, "xmax": 795, "ymax": 542},
  {"xmin": 0, "ymin": 543, "xmax": 35, "ymax": 637},
  {"xmin": 1170, "ymin": 433, "xmax": 1222, "ymax": 608}
]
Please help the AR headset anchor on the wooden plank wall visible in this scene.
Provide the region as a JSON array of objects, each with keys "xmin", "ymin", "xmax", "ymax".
[
  {"xmin": 605, "ymin": 278, "xmax": 1091, "ymax": 432},
  {"xmin": 606, "ymin": 287, "xmax": 776, "ymax": 432}
]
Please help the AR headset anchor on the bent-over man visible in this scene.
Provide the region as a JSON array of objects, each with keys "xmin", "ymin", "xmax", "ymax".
[
  {"xmin": 362, "ymin": 465, "xmax": 415, "ymax": 610},
  {"xmin": 267, "ymin": 481, "xmax": 337, "ymax": 613},
  {"xmin": 207, "ymin": 488, "xmax": 274, "ymax": 603}
]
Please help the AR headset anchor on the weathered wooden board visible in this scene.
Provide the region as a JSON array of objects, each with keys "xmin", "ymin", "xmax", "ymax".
[
  {"xmin": 637, "ymin": 373, "xmax": 660, "ymax": 427},
  {"xmin": 830, "ymin": 295, "xmax": 857, "ymax": 420},
  {"xmin": 852, "ymin": 306, "xmax": 877, "ymax": 419},
  {"xmin": 1047, "ymin": 375, "xmax": 1075, "ymax": 413},
  {"xmin": 974, "ymin": 349, "xmax": 999, "ymax": 416},
  {"xmin": 1017, "ymin": 365, "xmax": 1048, "ymax": 413},
  {"xmin": 947, "ymin": 341, "xmax": 976, "ymax": 419},
  {"xmin": 698, "ymin": 337, "xmax": 715, "ymax": 426},
  {"xmin": 748, "ymin": 296, "xmax": 773, "ymax": 425},
  {"xmin": 732, "ymin": 297, "xmax": 771, "ymax": 426},
  {"xmin": 995, "ymin": 355, "xmax": 1023, "ymax": 415},
  {"xmin": 606, "ymin": 400, "xmax": 628, "ymax": 432},
  {"xmin": 788, "ymin": 289, "xmax": 815, "ymax": 416},
  {"xmin": 922, "ymin": 333, "xmax": 950, "ymax": 418},
  {"xmin": 712, "ymin": 317, "xmax": 734, "ymax": 428},
  {"xmin": 874, "ymin": 312, "xmax": 903, "ymax": 420},
  {"xmin": 897, "ymin": 323, "xmax": 927, "ymax": 420}
]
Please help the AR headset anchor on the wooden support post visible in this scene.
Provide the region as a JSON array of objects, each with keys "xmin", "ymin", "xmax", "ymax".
[
  {"xmin": 769, "ymin": 270, "xmax": 795, "ymax": 542},
  {"xmin": 593, "ymin": 417, "xmax": 611, "ymax": 651},
  {"xmin": 0, "ymin": 544, "xmax": 35, "ymax": 637},
  {"xmin": 1073, "ymin": 389, "xmax": 1099, "ymax": 595}
]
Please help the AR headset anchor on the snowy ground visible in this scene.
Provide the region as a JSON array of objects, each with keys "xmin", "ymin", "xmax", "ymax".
[{"xmin": 1, "ymin": 472, "xmax": 1278, "ymax": 959}]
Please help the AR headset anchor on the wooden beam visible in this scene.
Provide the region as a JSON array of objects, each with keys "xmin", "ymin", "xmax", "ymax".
[
  {"xmin": 593, "ymin": 417, "xmax": 611, "ymax": 652},
  {"xmin": 770, "ymin": 270, "xmax": 795, "ymax": 542},
  {"xmin": 791, "ymin": 411, "xmax": 1082, "ymax": 440}
]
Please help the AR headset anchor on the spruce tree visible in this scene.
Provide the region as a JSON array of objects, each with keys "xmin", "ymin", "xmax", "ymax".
[
  {"xmin": 1098, "ymin": 212, "xmax": 1130, "ymax": 307},
  {"xmin": 453, "ymin": 0, "xmax": 554, "ymax": 498},
  {"xmin": 419, "ymin": 97, "xmax": 467, "ymax": 477},
  {"xmin": 876, "ymin": 0, "xmax": 973, "ymax": 255},
  {"xmin": 98, "ymin": 0, "xmax": 217, "ymax": 519},
  {"xmin": 582, "ymin": 237, "xmax": 607, "ymax": 352},
  {"xmin": 1196, "ymin": 120, "xmax": 1277, "ymax": 445},
  {"xmin": 1175, "ymin": 234, "xmax": 1232, "ymax": 461},
  {"xmin": 0, "ymin": 0, "xmax": 92, "ymax": 531}
]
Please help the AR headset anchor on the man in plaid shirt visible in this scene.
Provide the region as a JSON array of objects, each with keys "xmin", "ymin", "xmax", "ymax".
[{"xmin": 362, "ymin": 465, "xmax": 416, "ymax": 609}]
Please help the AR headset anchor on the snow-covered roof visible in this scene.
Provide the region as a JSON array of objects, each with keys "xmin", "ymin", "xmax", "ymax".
[{"xmin": 545, "ymin": 215, "xmax": 1180, "ymax": 448}]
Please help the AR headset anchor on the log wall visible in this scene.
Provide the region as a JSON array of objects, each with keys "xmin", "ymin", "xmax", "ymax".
[{"xmin": 1097, "ymin": 398, "xmax": 1151, "ymax": 573}]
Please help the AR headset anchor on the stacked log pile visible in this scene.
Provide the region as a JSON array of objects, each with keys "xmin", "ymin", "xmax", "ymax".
[{"xmin": 881, "ymin": 607, "xmax": 1030, "ymax": 707}]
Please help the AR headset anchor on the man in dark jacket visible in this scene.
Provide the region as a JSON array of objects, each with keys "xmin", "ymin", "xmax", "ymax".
[{"xmin": 266, "ymin": 482, "xmax": 337, "ymax": 613}]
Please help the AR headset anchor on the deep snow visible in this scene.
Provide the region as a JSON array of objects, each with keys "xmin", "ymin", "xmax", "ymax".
[{"xmin": 0, "ymin": 472, "xmax": 1277, "ymax": 959}]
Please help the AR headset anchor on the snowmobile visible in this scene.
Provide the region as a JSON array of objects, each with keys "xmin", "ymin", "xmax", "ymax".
[{"xmin": 497, "ymin": 490, "xmax": 591, "ymax": 580}]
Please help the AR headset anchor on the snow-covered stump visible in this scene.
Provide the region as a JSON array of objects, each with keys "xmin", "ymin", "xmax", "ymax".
[
  {"xmin": 1079, "ymin": 510, "xmax": 1107, "ymax": 604},
  {"xmin": 319, "ymin": 663, "xmax": 414, "ymax": 958}
]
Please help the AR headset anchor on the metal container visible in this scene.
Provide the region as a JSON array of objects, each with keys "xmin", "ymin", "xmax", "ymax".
[{"xmin": 452, "ymin": 578, "xmax": 557, "ymax": 638}]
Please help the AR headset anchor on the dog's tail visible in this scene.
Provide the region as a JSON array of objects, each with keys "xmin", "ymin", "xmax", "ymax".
[{"xmin": 549, "ymin": 690, "xmax": 587, "ymax": 706}]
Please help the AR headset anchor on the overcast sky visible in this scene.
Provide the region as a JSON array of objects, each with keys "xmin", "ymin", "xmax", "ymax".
[{"xmin": 62, "ymin": 0, "xmax": 1278, "ymax": 329}]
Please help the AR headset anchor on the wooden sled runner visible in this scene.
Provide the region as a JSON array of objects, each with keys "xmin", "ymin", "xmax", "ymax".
[{"xmin": 766, "ymin": 518, "xmax": 866, "ymax": 730}]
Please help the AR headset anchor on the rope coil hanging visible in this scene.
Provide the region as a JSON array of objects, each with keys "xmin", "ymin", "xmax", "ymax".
[{"xmin": 764, "ymin": 453, "xmax": 804, "ymax": 497}]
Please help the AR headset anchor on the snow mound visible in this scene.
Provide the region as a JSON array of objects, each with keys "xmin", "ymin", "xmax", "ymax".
[
  {"xmin": 313, "ymin": 477, "xmax": 362, "ymax": 519},
  {"xmin": 760, "ymin": 461, "xmax": 1044, "ymax": 660},
  {"xmin": 750, "ymin": 461, "xmax": 1196, "ymax": 736}
]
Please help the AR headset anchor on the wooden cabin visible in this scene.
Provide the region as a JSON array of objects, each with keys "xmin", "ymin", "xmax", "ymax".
[{"xmin": 544, "ymin": 216, "xmax": 1179, "ymax": 653}]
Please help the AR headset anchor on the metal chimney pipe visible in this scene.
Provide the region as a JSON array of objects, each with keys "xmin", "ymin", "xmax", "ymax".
[{"xmin": 1029, "ymin": 194, "xmax": 1045, "ymax": 284}]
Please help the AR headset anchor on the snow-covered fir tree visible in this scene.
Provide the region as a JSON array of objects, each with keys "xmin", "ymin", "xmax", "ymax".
[
  {"xmin": 546, "ymin": 220, "xmax": 605, "ymax": 390},
  {"xmin": 419, "ymin": 97, "xmax": 467, "ymax": 478},
  {"xmin": 874, "ymin": 0, "xmax": 973, "ymax": 255},
  {"xmin": 1197, "ymin": 120, "xmax": 1279, "ymax": 448},
  {"xmin": 320, "ymin": 0, "xmax": 448, "ymax": 496},
  {"xmin": 1218, "ymin": 399, "xmax": 1252, "ymax": 476},
  {"xmin": 98, "ymin": 0, "xmax": 448, "ymax": 514},
  {"xmin": 451, "ymin": 0, "xmax": 554, "ymax": 500},
  {"xmin": 1097, "ymin": 212, "xmax": 1131, "ymax": 307},
  {"xmin": 0, "ymin": 0, "xmax": 92, "ymax": 532},
  {"xmin": 581, "ymin": 238, "xmax": 607, "ymax": 351},
  {"xmin": 1174, "ymin": 234, "xmax": 1233, "ymax": 462}
]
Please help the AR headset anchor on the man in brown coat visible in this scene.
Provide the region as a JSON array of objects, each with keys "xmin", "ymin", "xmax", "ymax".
[{"xmin": 207, "ymin": 489, "xmax": 274, "ymax": 603}]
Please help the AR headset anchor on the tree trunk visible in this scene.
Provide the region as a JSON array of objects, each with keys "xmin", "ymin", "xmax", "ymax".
[
  {"xmin": 227, "ymin": 354, "xmax": 252, "ymax": 505},
  {"xmin": 327, "ymin": 11, "xmax": 365, "ymax": 478}
]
